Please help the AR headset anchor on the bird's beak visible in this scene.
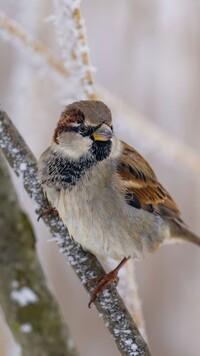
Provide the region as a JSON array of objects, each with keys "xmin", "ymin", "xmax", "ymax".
[{"xmin": 92, "ymin": 123, "xmax": 113, "ymax": 141}]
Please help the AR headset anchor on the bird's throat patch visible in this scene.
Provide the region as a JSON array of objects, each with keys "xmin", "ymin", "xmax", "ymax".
[{"xmin": 90, "ymin": 140, "xmax": 112, "ymax": 161}]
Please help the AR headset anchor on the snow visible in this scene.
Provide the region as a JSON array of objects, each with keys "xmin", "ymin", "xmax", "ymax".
[
  {"xmin": 20, "ymin": 162, "xmax": 27, "ymax": 171},
  {"xmin": 131, "ymin": 344, "xmax": 138, "ymax": 351},
  {"xmin": 11, "ymin": 280, "xmax": 19, "ymax": 289},
  {"xmin": 20, "ymin": 323, "xmax": 33, "ymax": 333},
  {"xmin": 10, "ymin": 287, "xmax": 39, "ymax": 307},
  {"xmin": 125, "ymin": 339, "xmax": 136, "ymax": 346}
]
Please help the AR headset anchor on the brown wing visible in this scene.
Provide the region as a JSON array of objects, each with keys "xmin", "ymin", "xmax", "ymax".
[{"xmin": 118, "ymin": 142, "xmax": 181, "ymax": 221}]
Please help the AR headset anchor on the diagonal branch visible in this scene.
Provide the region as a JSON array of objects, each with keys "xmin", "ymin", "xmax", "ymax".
[
  {"xmin": 0, "ymin": 108, "xmax": 151, "ymax": 356},
  {"xmin": 0, "ymin": 153, "xmax": 78, "ymax": 356},
  {"xmin": 0, "ymin": 10, "xmax": 69, "ymax": 78}
]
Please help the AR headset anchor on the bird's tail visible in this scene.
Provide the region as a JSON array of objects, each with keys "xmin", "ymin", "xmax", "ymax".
[{"xmin": 170, "ymin": 220, "xmax": 200, "ymax": 246}]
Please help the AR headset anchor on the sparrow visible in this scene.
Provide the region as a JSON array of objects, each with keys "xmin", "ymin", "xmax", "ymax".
[{"xmin": 38, "ymin": 100, "xmax": 200, "ymax": 306}]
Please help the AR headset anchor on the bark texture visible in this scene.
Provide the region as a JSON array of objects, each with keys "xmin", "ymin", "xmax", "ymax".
[{"xmin": 0, "ymin": 154, "xmax": 78, "ymax": 356}]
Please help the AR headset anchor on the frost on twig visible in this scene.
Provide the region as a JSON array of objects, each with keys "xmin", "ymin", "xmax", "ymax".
[
  {"xmin": 52, "ymin": 0, "xmax": 95, "ymax": 101},
  {"xmin": 0, "ymin": 10, "xmax": 68, "ymax": 79},
  {"xmin": 0, "ymin": 154, "xmax": 78, "ymax": 356},
  {"xmin": 0, "ymin": 108, "xmax": 151, "ymax": 356}
]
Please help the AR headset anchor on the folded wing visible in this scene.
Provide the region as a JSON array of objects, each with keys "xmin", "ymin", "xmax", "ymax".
[{"xmin": 118, "ymin": 142, "xmax": 182, "ymax": 221}]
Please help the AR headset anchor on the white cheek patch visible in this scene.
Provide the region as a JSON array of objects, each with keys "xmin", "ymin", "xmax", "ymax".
[
  {"xmin": 110, "ymin": 137, "xmax": 122, "ymax": 159},
  {"xmin": 57, "ymin": 133, "xmax": 92, "ymax": 160}
]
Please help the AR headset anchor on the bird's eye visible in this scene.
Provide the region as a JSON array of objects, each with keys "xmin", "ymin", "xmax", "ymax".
[{"xmin": 78, "ymin": 124, "xmax": 88, "ymax": 135}]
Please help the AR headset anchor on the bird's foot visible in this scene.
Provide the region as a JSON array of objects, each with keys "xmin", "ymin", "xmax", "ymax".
[
  {"xmin": 88, "ymin": 270, "xmax": 119, "ymax": 308},
  {"xmin": 88, "ymin": 257, "xmax": 129, "ymax": 308},
  {"xmin": 37, "ymin": 207, "xmax": 57, "ymax": 221}
]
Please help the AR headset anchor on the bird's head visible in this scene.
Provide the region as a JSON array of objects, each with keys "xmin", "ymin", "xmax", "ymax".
[{"xmin": 53, "ymin": 100, "xmax": 121, "ymax": 161}]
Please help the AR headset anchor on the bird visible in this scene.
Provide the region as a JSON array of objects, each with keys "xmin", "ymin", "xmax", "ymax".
[{"xmin": 38, "ymin": 100, "xmax": 200, "ymax": 306}]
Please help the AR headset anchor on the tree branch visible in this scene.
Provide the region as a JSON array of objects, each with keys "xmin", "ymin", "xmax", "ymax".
[
  {"xmin": 52, "ymin": 0, "xmax": 95, "ymax": 100},
  {"xmin": 0, "ymin": 108, "xmax": 151, "ymax": 356},
  {"xmin": 0, "ymin": 10, "xmax": 69, "ymax": 78},
  {"xmin": 0, "ymin": 154, "xmax": 78, "ymax": 356}
]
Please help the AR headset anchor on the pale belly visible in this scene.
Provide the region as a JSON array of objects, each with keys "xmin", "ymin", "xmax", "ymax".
[{"xmin": 46, "ymin": 185, "xmax": 170, "ymax": 261}]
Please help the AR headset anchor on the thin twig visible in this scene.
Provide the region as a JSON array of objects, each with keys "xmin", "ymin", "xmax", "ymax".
[
  {"xmin": 0, "ymin": 108, "xmax": 151, "ymax": 356},
  {"xmin": 0, "ymin": 10, "xmax": 69, "ymax": 78},
  {"xmin": 52, "ymin": 0, "xmax": 95, "ymax": 100}
]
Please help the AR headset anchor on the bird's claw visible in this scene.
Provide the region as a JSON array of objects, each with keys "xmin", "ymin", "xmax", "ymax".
[
  {"xmin": 37, "ymin": 207, "xmax": 57, "ymax": 221},
  {"xmin": 87, "ymin": 270, "xmax": 119, "ymax": 308}
]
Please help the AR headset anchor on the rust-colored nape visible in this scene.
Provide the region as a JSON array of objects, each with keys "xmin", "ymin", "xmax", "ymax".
[{"xmin": 53, "ymin": 107, "xmax": 84, "ymax": 143}]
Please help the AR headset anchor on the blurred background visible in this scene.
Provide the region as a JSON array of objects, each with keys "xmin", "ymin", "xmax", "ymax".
[{"xmin": 0, "ymin": 0, "xmax": 200, "ymax": 355}]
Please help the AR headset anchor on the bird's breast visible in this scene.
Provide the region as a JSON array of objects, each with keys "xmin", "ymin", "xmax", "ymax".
[{"xmin": 46, "ymin": 177, "xmax": 169, "ymax": 261}]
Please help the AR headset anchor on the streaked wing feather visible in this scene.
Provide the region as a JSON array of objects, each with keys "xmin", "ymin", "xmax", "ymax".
[{"xmin": 118, "ymin": 142, "xmax": 181, "ymax": 220}]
